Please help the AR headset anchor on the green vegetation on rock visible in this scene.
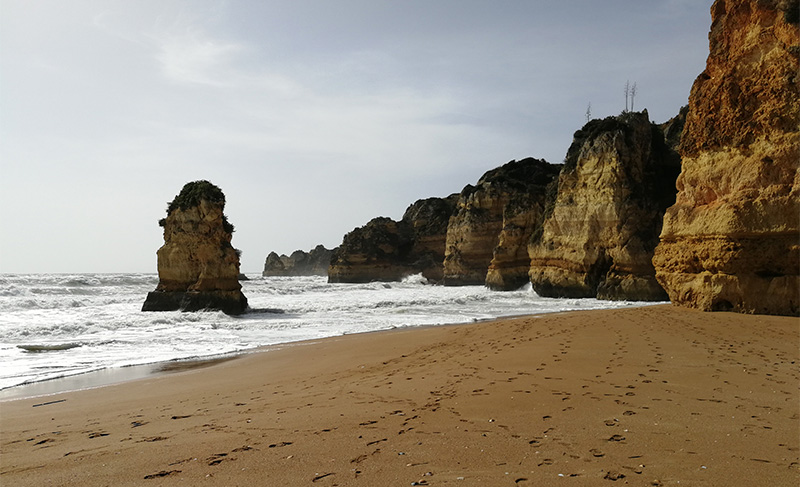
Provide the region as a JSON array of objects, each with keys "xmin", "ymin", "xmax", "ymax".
[
  {"xmin": 158, "ymin": 180, "xmax": 235, "ymax": 233},
  {"xmin": 167, "ymin": 180, "xmax": 226, "ymax": 214}
]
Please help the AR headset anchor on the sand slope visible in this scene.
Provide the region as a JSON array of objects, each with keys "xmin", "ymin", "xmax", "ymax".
[{"xmin": 1, "ymin": 305, "xmax": 798, "ymax": 486}]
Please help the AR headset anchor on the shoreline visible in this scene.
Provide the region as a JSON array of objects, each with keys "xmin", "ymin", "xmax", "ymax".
[
  {"xmin": 1, "ymin": 304, "xmax": 797, "ymax": 486},
  {"xmin": 0, "ymin": 307, "xmax": 586, "ymax": 402},
  {"xmin": 0, "ymin": 353, "xmax": 245, "ymax": 402}
]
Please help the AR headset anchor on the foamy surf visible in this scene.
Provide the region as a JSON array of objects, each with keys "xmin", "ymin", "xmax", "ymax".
[{"xmin": 0, "ymin": 273, "xmax": 655, "ymax": 389}]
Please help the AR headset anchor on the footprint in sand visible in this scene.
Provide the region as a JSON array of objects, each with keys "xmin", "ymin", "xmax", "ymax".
[
  {"xmin": 143, "ymin": 470, "xmax": 181, "ymax": 479},
  {"xmin": 138, "ymin": 436, "xmax": 169, "ymax": 443},
  {"xmin": 268, "ymin": 441, "xmax": 292, "ymax": 448},
  {"xmin": 207, "ymin": 453, "xmax": 229, "ymax": 466}
]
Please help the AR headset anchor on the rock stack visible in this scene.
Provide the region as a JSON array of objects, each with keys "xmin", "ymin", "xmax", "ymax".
[{"xmin": 142, "ymin": 180, "xmax": 248, "ymax": 314}]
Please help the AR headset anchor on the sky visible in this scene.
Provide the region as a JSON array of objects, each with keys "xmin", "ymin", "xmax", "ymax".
[{"xmin": 0, "ymin": 0, "xmax": 715, "ymax": 274}]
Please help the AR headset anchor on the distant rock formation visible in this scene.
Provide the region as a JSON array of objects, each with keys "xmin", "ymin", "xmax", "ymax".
[
  {"xmin": 654, "ymin": 0, "xmax": 800, "ymax": 315},
  {"xmin": 263, "ymin": 245, "xmax": 335, "ymax": 276},
  {"xmin": 328, "ymin": 196, "xmax": 457, "ymax": 283},
  {"xmin": 142, "ymin": 181, "xmax": 248, "ymax": 315},
  {"xmin": 443, "ymin": 158, "xmax": 560, "ymax": 287},
  {"xmin": 528, "ymin": 111, "xmax": 681, "ymax": 301}
]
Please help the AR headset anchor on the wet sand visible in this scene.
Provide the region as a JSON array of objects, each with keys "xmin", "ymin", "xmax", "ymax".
[
  {"xmin": 1, "ymin": 305, "xmax": 798, "ymax": 486},
  {"xmin": 0, "ymin": 355, "xmax": 243, "ymax": 401}
]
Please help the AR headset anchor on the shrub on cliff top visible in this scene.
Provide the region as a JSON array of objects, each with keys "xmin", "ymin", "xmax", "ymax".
[
  {"xmin": 564, "ymin": 116, "xmax": 629, "ymax": 171},
  {"xmin": 160, "ymin": 180, "xmax": 235, "ymax": 233},
  {"xmin": 167, "ymin": 180, "xmax": 226, "ymax": 214}
]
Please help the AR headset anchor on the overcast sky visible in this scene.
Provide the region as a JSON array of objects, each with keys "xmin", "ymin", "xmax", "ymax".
[{"xmin": 1, "ymin": 0, "xmax": 714, "ymax": 274}]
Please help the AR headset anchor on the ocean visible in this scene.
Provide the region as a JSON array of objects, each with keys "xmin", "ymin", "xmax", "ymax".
[{"xmin": 0, "ymin": 273, "xmax": 649, "ymax": 392}]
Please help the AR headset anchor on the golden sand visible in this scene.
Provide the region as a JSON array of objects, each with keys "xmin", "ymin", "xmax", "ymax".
[{"xmin": 1, "ymin": 305, "xmax": 798, "ymax": 486}]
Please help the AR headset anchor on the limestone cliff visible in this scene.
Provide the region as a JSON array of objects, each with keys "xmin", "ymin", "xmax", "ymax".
[
  {"xmin": 142, "ymin": 181, "xmax": 248, "ymax": 314},
  {"xmin": 528, "ymin": 111, "xmax": 681, "ymax": 300},
  {"xmin": 443, "ymin": 158, "xmax": 560, "ymax": 287},
  {"xmin": 654, "ymin": 0, "xmax": 800, "ymax": 315},
  {"xmin": 328, "ymin": 195, "xmax": 457, "ymax": 283},
  {"xmin": 263, "ymin": 245, "xmax": 335, "ymax": 276},
  {"xmin": 484, "ymin": 161, "xmax": 563, "ymax": 290},
  {"xmin": 401, "ymin": 196, "xmax": 459, "ymax": 282}
]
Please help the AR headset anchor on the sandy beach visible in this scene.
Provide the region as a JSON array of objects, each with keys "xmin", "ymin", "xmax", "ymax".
[{"xmin": 1, "ymin": 305, "xmax": 797, "ymax": 486}]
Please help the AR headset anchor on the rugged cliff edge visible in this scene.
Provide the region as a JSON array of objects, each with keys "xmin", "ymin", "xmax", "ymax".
[
  {"xmin": 528, "ymin": 111, "xmax": 682, "ymax": 301},
  {"xmin": 480, "ymin": 160, "xmax": 563, "ymax": 290},
  {"xmin": 443, "ymin": 158, "xmax": 561, "ymax": 287},
  {"xmin": 142, "ymin": 181, "xmax": 248, "ymax": 314},
  {"xmin": 328, "ymin": 196, "xmax": 457, "ymax": 283},
  {"xmin": 653, "ymin": 0, "xmax": 800, "ymax": 315},
  {"xmin": 263, "ymin": 245, "xmax": 335, "ymax": 276}
]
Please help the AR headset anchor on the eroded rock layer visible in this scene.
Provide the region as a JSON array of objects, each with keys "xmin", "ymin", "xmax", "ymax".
[
  {"xmin": 653, "ymin": 0, "xmax": 800, "ymax": 315},
  {"xmin": 142, "ymin": 181, "xmax": 247, "ymax": 314},
  {"xmin": 528, "ymin": 111, "xmax": 681, "ymax": 301},
  {"xmin": 328, "ymin": 196, "xmax": 457, "ymax": 283},
  {"xmin": 402, "ymin": 196, "xmax": 459, "ymax": 282},
  {"xmin": 263, "ymin": 245, "xmax": 335, "ymax": 276},
  {"xmin": 443, "ymin": 158, "xmax": 560, "ymax": 287},
  {"xmin": 484, "ymin": 162, "xmax": 562, "ymax": 290}
]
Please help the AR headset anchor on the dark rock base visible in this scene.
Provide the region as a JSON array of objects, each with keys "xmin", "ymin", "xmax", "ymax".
[
  {"xmin": 142, "ymin": 290, "xmax": 248, "ymax": 315},
  {"xmin": 531, "ymin": 282, "xmax": 595, "ymax": 299}
]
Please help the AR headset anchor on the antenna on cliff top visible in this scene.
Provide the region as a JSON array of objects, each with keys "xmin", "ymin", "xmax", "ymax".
[{"xmin": 624, "ymin": 80, "xmax": 630, "ymax": 112}]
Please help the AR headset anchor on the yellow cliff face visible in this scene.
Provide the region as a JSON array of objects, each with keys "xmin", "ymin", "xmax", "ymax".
[
  {"xmin": 528, "ymin": 111, "xmax": 680, "ymax": 301},
  {"xmin": 142, "ymin": 181, "xmax": 247, "ymax": 315},
  {"xmin": 155, "ymin": 200, "xmax": 242, "ymax": 293},
  {"xmin": 485, "ymin": 194, "xmax": 545, "ymax": 291},
  {"xmin": 443, "ymin": 158, "xmax": 561, "ymax": 288},
  {"xmin": 653, "ymin": 0, "xmax": 800, "ymax": 315},
  {"xmin": 443, "ymin": 185, "xmax": 509, "ymax": 286}
]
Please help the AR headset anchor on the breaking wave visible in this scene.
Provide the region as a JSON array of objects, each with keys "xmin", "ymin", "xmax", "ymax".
[{"xmin": 0, "ymin": 273, "xmax": 650, "ymax": 390}]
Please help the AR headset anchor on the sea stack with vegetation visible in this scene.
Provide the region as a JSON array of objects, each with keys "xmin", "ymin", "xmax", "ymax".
[{"xmin": 142, "ymin": 180, "xmax": 248, "ymax": 315}]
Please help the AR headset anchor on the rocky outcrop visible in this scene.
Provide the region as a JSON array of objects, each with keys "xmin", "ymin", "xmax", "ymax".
[
  {"xmin": 484, "ymin": 162, "xmax": 563, "ymax": 290},
  {"xmin": 328, "ymin": 196, "xmax": 457, "ymax": 283},
  {"xmin": 653, "ymin": 0, "xmax": 800, "ymax": 315},
  {"xmin": 401, "ymin": 196, "xmax": 459, "ymax": 281},
  {"xmin": 263, "ymin": 245, "xmax": 335, "ymax": 276},
  {"xmin": 528, "ymin": 111, "xmax": 681, "ymax": 301},
  {"xmin": 443, "ymin": 158, "xmax": 561, "ymax": 287},
  {"xmin": 328, "ymin": 217, "xmax": 413, "ymax": 283},
  {"xmin": 142, "ymin": 181, "xmax": 248, "ymax": 314}
]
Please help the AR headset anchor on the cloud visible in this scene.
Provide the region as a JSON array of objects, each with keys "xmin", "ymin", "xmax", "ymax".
[
  {"xmin": 152, "ymin": 29, "xmax": 244, "ymax": 86},
  {"xmin": 0, "ymin": 0, "xmax": 715, "ymax": 272}
]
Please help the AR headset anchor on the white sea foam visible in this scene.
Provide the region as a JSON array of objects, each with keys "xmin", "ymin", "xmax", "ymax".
[{"xmin": 0, "ymin": 273, "xmax": 654, "ymax": 390}]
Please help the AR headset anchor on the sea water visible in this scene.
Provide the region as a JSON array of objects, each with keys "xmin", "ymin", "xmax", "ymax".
[{"xmin": 0, "ymin": 273, "xmax": 648, "ymax": 391}]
